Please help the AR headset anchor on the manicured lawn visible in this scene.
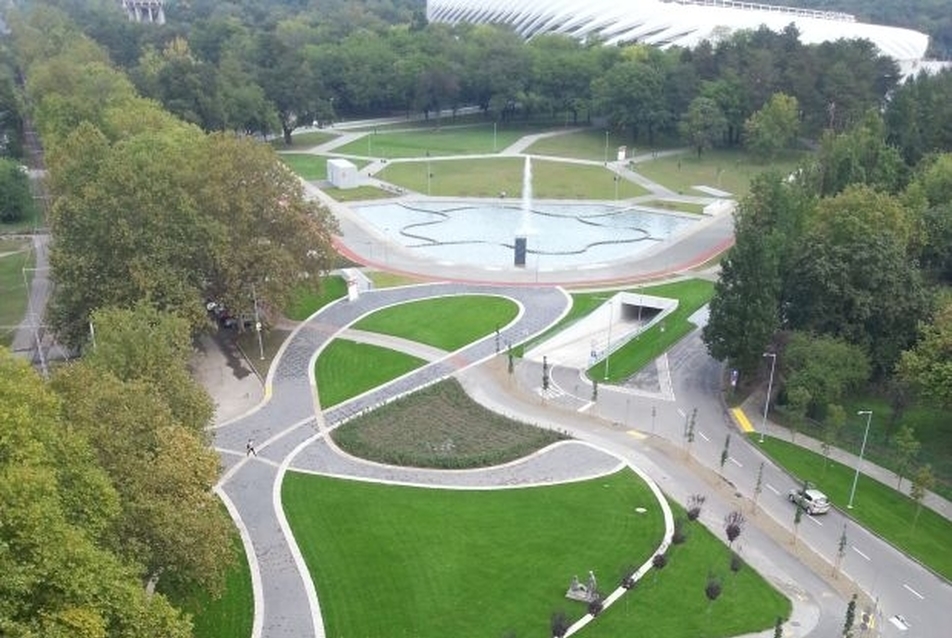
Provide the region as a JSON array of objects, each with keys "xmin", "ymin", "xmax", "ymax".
[
  {"xmin": 283, "ymin": 469, "xmax": 666, "ymax": 638},
  {"xmin": 161, "ymin": 517, "xmax": 253, "ymax": 638},
  {"xmin": 315, "ymin": 340, "xmax": 426, "ymax": 407},
  {"xmin": 332, "ymin": 379, "xmax": 568, "ymax": 468},
  {"xmin": 366, "ymin": 271, "xmax": 426, "ymax": 289},
  {"xmin": 331, "ymin": 123, "xmax": 525, "ymax": 158},
  {"xmin": 284, "ymin": 276, "xmax": 348, "ymax": 321},
  {"xmin": 584, "ymin": 502, "xmax": 790, "ymax": 638},
  {"xmin": 269, "ymin": 130, "xmax": 338, "ymax": 150},
  {"xmin": 325, "ymin": 185, "xmax": 394, "ymax": 201},
  {"xmin": 527, "ymin": 128, "xmax": 641, "ymax": 162},
  {"xmin": 578, "ymin": 279, "xmax": 715, "ymax": 381},
  {"xmin": 643, "ymin": 199, "xmax": 708, "ymax": 214},
  {"xmin": 377, "ymin": 157, "xmax": 649, "ymax": 199},
  {"xmin": 353, "ymin": 295, "xmax": 518, "ymax": 351},
  {"xmin": 278, "ymin": 154, "xmax": 368, "ymax": 181},
  {"xmin": 755, "ymin": 435, "xmax": 952, "ymax": 581},
  {"xmin": 0, "ymin": 241, "xmax": 33, "ymax": 347},
  {"xmin": 634, "ymin": 149, "xmax": 804, "ymax": 198}
]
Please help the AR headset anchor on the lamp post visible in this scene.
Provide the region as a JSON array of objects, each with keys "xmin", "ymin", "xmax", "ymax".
[
  {"xmin": 759, "ymin": 352, "xmax": 776, "ymax": 443},
  {"xmin": 604, "ymin": 130, "xmax": 609, "ymax": 163},
  {"xmin": 613, "ymin": 174, "xmax": 619, "ymax": 200},
  {"xmin": 603, "ymin": 300, "xmax": 614, "ymax": 380},
  {"xmin": 848, "ymin": 410, "xmax": 873, "ymax": 509},
  {"xmin": 251, "ymin": 284, "xmax": 264, "ymax": 361}
]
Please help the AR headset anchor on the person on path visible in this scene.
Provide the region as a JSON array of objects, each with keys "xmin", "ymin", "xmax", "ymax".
[{"xmin": 246, "ymin": 438, "xmax": 257, "ymax": 456}]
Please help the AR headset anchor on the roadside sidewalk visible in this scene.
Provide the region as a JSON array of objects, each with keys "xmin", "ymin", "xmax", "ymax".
[
  {"xmin": 738, "ymin": 396, "xmax": 952, "ymax": 522},
  {"xmin": 192, "ymin": 332, "xmax": 263, "ymax": 426}
]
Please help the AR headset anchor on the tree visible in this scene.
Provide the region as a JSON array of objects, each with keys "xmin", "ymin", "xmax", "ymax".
[
  {"xmin": 823, "ymin": 404, "xmax": 847, "ymax": 469},
  {"xmin": 792, "ymin": 482, "xmax": 806, "ymax": 546},
  {"xmin": 719, "ymin": 433, "xmax": 731, "ymax": 476},
  {"xmin": 910, "ymin": 464, "xmax": 936, "ymax": 528},
  {"xmin": 843, "ymin": 593, "xmax": 857, "ymax": 637},
  {"xmin": 893, "ymin": 425, "xmax": 921, "ymax": 490},
  {"xmin": 679, "ymin": 96, "xmax": 727, "ymax": 157},
  {"xmin": 724, "ymin": 510, "xmax": 746, "ymax": 547},
  {"xmin": 592, "ymin": 53, "xmax": 666, "ymax": 143},
  {"xmin": 833, "ymin": 523, "xmax": 848, "ymax": 578},
  {"xmin": 0, "ymin": 159, "xmax": 35, "ymax": 223},
  {"xmin": 753, "ymin": 461, "xmax": 765, "ymax": 514},
  {"xmin": 782, "ymin": 332, "xmax": 872, "ymax": 418},
  {"xmin": 687, "ymin": 493, "xmax": 706, "ymax": 521},
  {"xmin": 0, "ymin": 349, "xmax": 193, "ymax": 637},
  {"xmin": 898, "ymin": 299, "xmax": 952, "ymax": 407},
  {"xmin": 744, "ymin": 92, "xmax": 799, "ymax": 159}
]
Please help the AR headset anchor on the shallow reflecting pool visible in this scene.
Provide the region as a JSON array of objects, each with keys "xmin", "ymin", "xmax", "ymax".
[{"xmin": 352, "ymin": 201, "xmax": 698, "ymax": 268}]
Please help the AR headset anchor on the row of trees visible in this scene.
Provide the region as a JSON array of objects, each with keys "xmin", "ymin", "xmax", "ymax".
[
  {"xmin": 0, "ymin": 306, "xmax": 227, "ymax": 636},
  {"xmin": 9, "ymin": 4, "xmax": 339, "ymax": 348}
]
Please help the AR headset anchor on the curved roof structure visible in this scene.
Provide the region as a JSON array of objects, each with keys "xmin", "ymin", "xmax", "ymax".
[{"xmin": 427, "ymin": 0, "xmax": 929, "ymax": 66}]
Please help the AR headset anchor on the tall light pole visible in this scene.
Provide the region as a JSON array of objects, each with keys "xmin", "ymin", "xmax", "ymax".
[
  {"xmin": 759, "ymin": 352, "xmax": 777, "ymax": 443},
  {"xmin": 603, "ymin": 300, "xmax": 614, "ymax": 380},
  {"xmin": 252, "ymin": 284, "xmax": 264, "ymax": 361},
  {"xmin": 604, "ymin": 130, "xmax": 609, "ymax": 163},
  {"xmin": 848, "ymin": 410, "xmax": 873, "ymax": 509}
]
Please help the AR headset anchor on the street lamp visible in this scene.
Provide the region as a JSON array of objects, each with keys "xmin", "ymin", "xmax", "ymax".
[
  {"xmin": 759, "ymin": 352, "xmax": 777, "ymax": 443},
  {"xmin": 848, "ymin": 410, "xmax": 873, "ymax": 509},
  {"xmin": 603, "ymin": 300, "xmax": 614, "ymax": 380},
  {"xmin": 604, "ymin": 130, "xmax": 609, "ymax": 163}
]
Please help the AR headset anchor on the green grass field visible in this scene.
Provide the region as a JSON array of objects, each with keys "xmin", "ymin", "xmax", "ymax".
[
  {"xmin": 377, "ymin": 157, "xmax": 649, "ymax": 199},
  {"xmin": 315, "ymin": 339, "xmax": 426, "ymax": 407},
  {"xmin": 270, "ymin": 130, "xmax": 338, "ymax": 150},
  {"xmin": 0, "ymin": 240, "xmax": 33, "ymax": 347},
  {"xmin": 584, "ymin": 501, "xmax": 790, "ymax": 638},
  {"xmin": 633, "ymin": 149, "xmax": 804, "ymax": 198},
  {"xmin": 353, "ymin": 295, "xmax": 518, "ymax": 351},
  {"xmin": 527, "ymin": 129, "xmax": 642, "ymax": 162},
  {"xmin": 755, "ymin": 435, "xmax": 952, "ymax": 581},
  {"xmin": 325, "ymin": 185, "xmax": 394, "ymax": 202},
  {"xmin": 278, "ymin": 154, "xmax": 368, "ymax": 181},
  {"xmin": 332, "ymin": 379, "xmax": 567, "ymax": 468},
  {"xmin": 331, "ymin": 123, "xmax": 526, "ymax": 158},
  {"xmin": 283, "ymin": 469, "xmax": 665, "ymax": 638},
  {"xmin": 284, "ymin": 276, "xmax": 349, "ymax": 321}
]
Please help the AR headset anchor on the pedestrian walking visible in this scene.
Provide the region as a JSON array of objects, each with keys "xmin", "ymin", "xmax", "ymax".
[{"xmin": 246, "ymin": 438, "xmax": 257, "ymax": 456}]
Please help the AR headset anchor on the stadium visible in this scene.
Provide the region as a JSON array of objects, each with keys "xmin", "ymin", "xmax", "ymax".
[{"xmin": 427, "ymin": 0, "xmax": 931, "ymax": 74}]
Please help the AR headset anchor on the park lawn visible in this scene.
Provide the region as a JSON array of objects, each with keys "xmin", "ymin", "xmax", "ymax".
[
  {"xmin": 755, "ymin": 436, "xmax": 952, "ymax": 581},
  {"xmin": 0, "ymin": 241, "xmax": 33, "ymax": 347},
  {"xmin": 284, "ymin": 276, "xmax": 349, "ymax": 321},
  {"xmin": 315, "ymin": 340, "xmax": 426, "ymax": 408},
  {"xmin": 378, "ymin": 157, "xmax": 649, "ymax": 199},
  {"xmin": 332, "ymin": 378, "xmax": 568, "ymax": 468},
  {"xmin": 331, "ymin": 122, "xmax": 525, "ymax": 157},
  {"xmin": 278, "ymin": 153, "xmax": 367, "ymax": 181},
  {"xmin": 164, "ymin": 530, "xmax": 253, "ymax": 638},
  {"xmin": 269, "ymin": 130, "xmax": 338, "ymax": 150},
  {"xmin": 283, "ymin": 469, "xmax": 666, "ymax": 638},
  {"xmin": 584, "ymin": 503, "xmax": 790, "ymax": 638},
  {"xmin": 366, "ymin": 271, "xmax": 426, "ymax": 289},
  {"xmin": 580, "ymin": 279, "xmax": 715, "ymax": 381},
  {"xmin": 353, "ymin": 295, "xmax": 519, "ymax": 351},
  {"xmin": 527, "ymin": 128, "xmax": 638, "ymax": 162},
  {"xmin": 634, "ymin": 148, "xmax": 804, "ymax": 198},
  {"xmin": 325, "ymin": 185, "xmax": 394, "ymax": 201},
  {"xmin": 643, "ymin": 199, "xmax": 708, "ymax": 214}
]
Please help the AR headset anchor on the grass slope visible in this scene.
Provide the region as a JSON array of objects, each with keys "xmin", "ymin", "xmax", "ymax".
[
  {"xmin": 283, "ymin": 469, "xmax": 665, "ymax": 638},
  {"xmin": 315, "ymin": 340, "xmax": 426, "ymax": 408},
  {"xmin": 332, "ymin": 378, "xmax": 567, "ymax": 468},
  {"xmin": 756, "ymin": 435, "xmax": 952, "ymax": 581},
  {"xmin": 353, "ymin": 295, "xmax": 519, "ymax": 351},
  {"xmin": 0, "ymin": 240, "xmax": 33, "ymax": 347},
  {"xmin": 331, "ymin": 123, "xmax": 525, "ymax": 158}
]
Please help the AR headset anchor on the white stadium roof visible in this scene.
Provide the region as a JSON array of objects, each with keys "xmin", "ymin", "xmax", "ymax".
[{"xmin": 427, "ymin": 0, "xmax": 930, "ymax": 67}]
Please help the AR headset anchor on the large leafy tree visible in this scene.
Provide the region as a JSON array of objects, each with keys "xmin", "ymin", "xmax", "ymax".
[
  {"xmin": 744, "ymin": 92, "xmax": 799, "ymax": 159},
  {"xmin": 782, "ymin": 331, "xmax": 872, "ymax": 418},
  {"xmin": 898, "ymin": 298, "xmax": 952, "ymax": 407},
  {"xmin": 679, "ymin": 96, "xmax": 727, "ymax": 157},
  {"xmin": 0, "ymin": 159, "xmax": 35, "ymax": 222},
  {"xmin": 0, "ymin": 349, "xmax": 193, "ymax": 638}
]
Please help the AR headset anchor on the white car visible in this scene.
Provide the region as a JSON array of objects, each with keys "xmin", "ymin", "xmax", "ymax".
[{"xmin": 788, "ymin": 487, "xmax": 831, "ymax": 515}]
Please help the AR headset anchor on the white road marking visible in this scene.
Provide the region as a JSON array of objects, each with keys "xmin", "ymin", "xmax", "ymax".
[
  {"xmin": 766, "ymin": 483, "xmax": 779, "ymax": 495},
  {"xmin": 678, "ymin": 408, "xmax": 686, "ymax": 418},
  {"xmin": 578, "ymin": 401, "xmax": 594, "ymax": 413},
  {"xmin": 808, "ymin": 515, "xmax": 823, "ymax": 527},
  {"xmin": 698, "ymin": 431, "xmax": 710, "ymax": 441},
  {"xmin": 851, "ymin": 546, "xmax": 870, "ymax": 561},
  {"xmin": 903, "ymin": 584, "xmax": 924, "ymax": 600},
  {"xmin": 729, "ymin": 457, "xmax": 743, "ymax": 467}
]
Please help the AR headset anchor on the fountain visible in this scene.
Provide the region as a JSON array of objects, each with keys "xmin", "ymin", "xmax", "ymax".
[{"xmin": 514, "ymin": 156, "xmax": 533, "ymax": 267}]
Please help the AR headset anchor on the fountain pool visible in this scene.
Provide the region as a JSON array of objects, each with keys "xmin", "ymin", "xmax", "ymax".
[{"xmin": 350, "ymin": 200, "xmax": 698, "ymax": 269}]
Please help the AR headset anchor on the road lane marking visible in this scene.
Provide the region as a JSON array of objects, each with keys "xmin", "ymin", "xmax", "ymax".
[
  {"xmin": 903, "ymin": 584, "xmax": 924, "ymax": 600},
  {"xmin": 766, "ymin": 483, "xmax": 779, "ymax": 495},
  {"xmin": 808, "ymin": 515, "xmax": 823, "ymax": 526},
  {"xmin": 698, "ymin": 431, "xmax": 710, "ymax": 441},
  {"xmin": 730, "ymin": 407, "xmax": 755, "ymax": 433},
  {"xmin": 678, "ymin": 408, "xmax": 686, "ymax": 418},
  {"xmin": 851, "ymin": 546, "xmax": 870, "ymax": 561},
  {"xmin": 627, "ymin": 430, "xmax": 647, "ymax": 440},
  {"xmin": 729, "ymin": 457, "xmax": 743, "ymax": 467},
  {"xmin": 578, "ymin": 401, "xmax": 594, "ymax": 413}
]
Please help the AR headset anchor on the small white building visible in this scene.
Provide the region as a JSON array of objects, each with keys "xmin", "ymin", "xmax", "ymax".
[{"xmin": 327, "ymin": 158, "xmax": 359, "ymax": 189}]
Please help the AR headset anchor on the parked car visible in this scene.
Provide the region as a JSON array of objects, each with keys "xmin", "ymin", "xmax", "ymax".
[{"xmin": 788, "ymin": 486, "xmax": 831, "ymax": 515}]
